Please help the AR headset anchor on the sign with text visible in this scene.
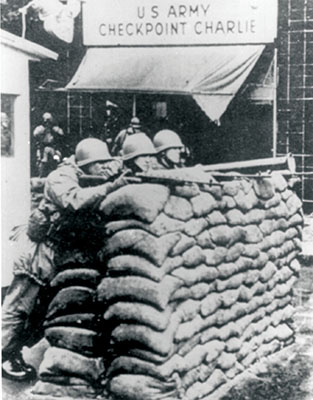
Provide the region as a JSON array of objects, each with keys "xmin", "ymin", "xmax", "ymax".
[{"xmin": 82, "ymin": 0, "xmax": 278, "ymax": 46}]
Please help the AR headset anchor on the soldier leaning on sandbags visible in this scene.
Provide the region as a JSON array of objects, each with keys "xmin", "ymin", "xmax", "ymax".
[
  {"xmin": 153, "ymin": 129, "xmax": 187, "ymax": 169},
  {"xmin": 121, "ymin": 133, "xmax": 157, "ymax": 174},
  {"xmin": 2, "ymin": 138, "xmax": 129, "ymax": 382}
]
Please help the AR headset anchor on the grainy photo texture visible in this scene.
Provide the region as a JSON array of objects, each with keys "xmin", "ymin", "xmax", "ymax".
[{"xmin": 1, "ymin": 1, "xmax": 313, "ymax": 400}]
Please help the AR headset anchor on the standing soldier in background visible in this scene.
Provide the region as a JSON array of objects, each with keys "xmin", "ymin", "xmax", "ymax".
[
  {"xmin": 1, "ymin": 112, "xmax": 13, "ymax": 156},
  {"xmin": 112, "ymin": 116, "xmax": 142, "ymax": 156},
  {"xmin": 2, "ymin": 138, "xmax": 128, "ymax": 382},
  {"xmin": 33, "ymin": 112, "xmax": 64, "ymax": 177},
  {"xmin": 153, "ymin": 129, "xmax": 187, "ymax": 169}
]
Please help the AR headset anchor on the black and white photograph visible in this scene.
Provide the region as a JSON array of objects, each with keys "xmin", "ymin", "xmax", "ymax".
[{"xmin": 1, "ymin": 0, "xmax": 313, "ymax": 399}]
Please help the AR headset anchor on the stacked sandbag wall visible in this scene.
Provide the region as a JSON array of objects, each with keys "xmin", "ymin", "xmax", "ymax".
[
  {"xmin": 31, "ymin": 212, "xmax": 107, "ymax": 399},
  {"xmin": 32, "ymin": 172, "xmax": 303, "ymax": 400}
]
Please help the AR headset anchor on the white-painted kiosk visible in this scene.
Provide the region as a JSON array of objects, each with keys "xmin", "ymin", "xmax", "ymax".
[{"xmin": 1, "ymin": 29, "xmax": 58, "ymax": 287}]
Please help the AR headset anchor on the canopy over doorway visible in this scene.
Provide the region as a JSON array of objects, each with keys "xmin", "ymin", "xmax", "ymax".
[{"xmin": 67, "ymin": 45, "xmax": 265, "ymax": 122}]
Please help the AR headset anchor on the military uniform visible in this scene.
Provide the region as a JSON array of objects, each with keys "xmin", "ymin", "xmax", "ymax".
[{"xmin": 2, "ymin": 139, "xmax": 126, "ymax": 381}]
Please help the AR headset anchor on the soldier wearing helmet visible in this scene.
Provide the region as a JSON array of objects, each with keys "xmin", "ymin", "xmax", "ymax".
[
  {"xmin": 33, "ymin": 112, "xmax": 64, "ymax": 177},
  {"xmin": 2, "ymin": 138, "xmax": 128, "ymax": 382},
  {"xmin": 153, "ymin": 129, "xmax": 186, "ymax": 169},
  {"xmin": 122, "ymin": 133, "xmax": 156, "ymax": 174},
  {"xmin": 112, "ymin": 116, "xmax": 142, "ymax": 156}
]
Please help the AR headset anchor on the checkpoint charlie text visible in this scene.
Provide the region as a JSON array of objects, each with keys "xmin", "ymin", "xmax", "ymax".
[{"xmin": 98, "ymin": 4, "xmax": 257, "ymax": 37}]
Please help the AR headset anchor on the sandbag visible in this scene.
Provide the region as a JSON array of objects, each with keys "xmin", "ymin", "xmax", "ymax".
[
  {"xmin": 39, "ymin": 347, "xmax": 105, "ymax": 383},
  {"xmin": 286, "ymin": 194, "xmax": 302, "ymax": 215},
  {"xmin": 245, "ymin": 209, "xmax": 266, "ymax": 224},
  {"xmin": 196, "ymin": 231, "xmax": 215, "ymax": 249},
  {"xmin": 161, "ymin": 256, "xmax": 184, "ymax": 275},
  {"xmin": 182, "ymin": 245, "xmax": 206, "ymax": 267},
  {"xmin": 243, "ymin": 225, "xmax": 263, "ymax": 244},
  {"xmin": 126, "ymin": 348, "xmax": 170, "ymax": 365},
  {"xmin": 259, "ymin": 262, "xmax": 277, "ymax": 283},
  {"xmin": 164, "ymin": 195, "xmax": 193, "ymax": 221},
  {"xmin": 31, "ymin": 380, "xmax": 101, "ymax": 398},
  {"xmin": 46, "ymin": 286, "xmax": 96, "ymax": 320},
  {"xmin": 263, "ymin": 193, "xmax": 282, "ymax": 209},
  {"xmin": 216, "ymin": 273, "xmax": 244, "ymax": 291},
  {"xmin": 185, "ymin": 369, "xmax": 226, "ymax": 399},
  {"xmin": 107, "ymin": 255, "xmax": 163, "ymax": 282},
  {"xmin": 204, "ymin": 247, "xmax": 227, "ymax": 266},
  {"xmin": 43, "ymin": 313, "xmax": 97, "ymax": 330},
  {"xmin": 190, "ymin": 192, "xmax": 218, "ymax": 217},
  {"xmin": 172, "ymin": 282, "xmax": 215, "ymax": 302},
  {"xmin": 225, "ymin": 243, "xmax": 245, "ymax": 263},
  {"xmin": 111, "ymin": 315, "xmax": 180, "ymax": 356},
  {"xmin": 172, "ymin": 264, "xmax": 219, "ymax": 287},
  {"xmin": 217, "ymin": 263, "xmax": 238, "ymax": 279},
  {"xmin": 104, "ymin": 219, "xmax": 156, "ymax": 236},
  {"xmin": 225, "ymin": 209, "xmax": 246, "ymax": 226},
  {"xmin": 149, "ymin": 213, "xmax": 186, "ymax": 236},
  {"xmin": 175, "ymin": 315, "xmax": 204, "ymax": 342},
  {"xmin": 206, "ymin": 211, "xmax": 227, "ymax": 226},
  {"xmin": 176, "ymin": 299, "xmax": 201, "ymax": 323},
  {"xmin": 184, "ymin": 218, "xmax": 208, "ymax": 236},
  {"xmin": 219, "ymin": 289, "xmax": 240, "ymax": 308},
  {"xmin": 171, "ymin": 235, "xmax": 196, "ymax": 257},
  {"xmin": 104, "ymin": 302, "xmax": 171, "ymax": 332},
  {"xmin": 234, "ymin": 190, "xmax": 259, "ymax": 211},
  {"xmin": 174, "ymin": 184, "xmax": 200, "ymax": 198},
  {"xmin": 50, "ymin": 269, "xmax": 100, "ymax": 289},
  {"xmin": 98, "ymin": 275, "xmax": 181, "ymax": 311},
  {"xmin": 223, "ymin": 195, "xmax": 236, "ymax": 209},
  {"xmin": 178, "ymin": 333, "xmax": 202, "ymax": 357},
  {"xmin": 99, "ymin": 184, "xmax": 170, "ymax": 223},
  {"xmin": 107, "ymin": 356, "xmax": 165, "ymax": 380},
  {"xmin": 102, "ymin": 230, "xmax": 181, "ymax": 267},
  {"xmin": 209, "ymin": 225, "xmax": 243, "ymax": 247},
  {"xmin": 222, "ymin": 181, "xmax": 241, "ymax": 196},
  {"xmin": 200, "ymin": 293, "xmax": 222, "ymax": 317},
  {"xmin": 45, "ymin": 327, "xmax": 99, "ymax": 356},
  {"xmin": 109, "ymin": 374, "xmax": 180, "ymax": 400}
]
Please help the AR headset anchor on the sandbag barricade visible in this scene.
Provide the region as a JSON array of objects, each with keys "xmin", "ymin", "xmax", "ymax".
[{"xmin": 31, "ymin": 172, "xmax": 303, "ymax": 400}]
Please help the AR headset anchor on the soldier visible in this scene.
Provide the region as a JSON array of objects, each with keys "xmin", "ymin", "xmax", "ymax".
[
  {"xmin": 112, "ymin": 116, "xmax": 142, "ymax": 156},
  {"xmin": 153, "ymin": 129, "xmax": 186, "ymax": 169},
  {"xmin": 2, "ymin": 138, "xmax": 128, "ymax": 382},
  {"xmin": 33, "ymin": 112, "xmax": 64, "ymax": 177},
  {"xmin": 122, "ymin": 133, "xmax": 156, "ymax": 174}
]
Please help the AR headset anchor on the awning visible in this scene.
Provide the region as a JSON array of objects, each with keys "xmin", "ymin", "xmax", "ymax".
[{"xmin": 67, "ymin": 45, "xmax": 265, "ymax": 121}]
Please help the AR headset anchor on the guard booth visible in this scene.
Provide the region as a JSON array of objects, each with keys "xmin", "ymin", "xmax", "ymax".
[
  {"xmin": 65, "ymin": 0, "xmax": 279, "ymax": 163},
  {"xmin": 0, "ymin": 29, "xmax": 58, "ymax": 287}
]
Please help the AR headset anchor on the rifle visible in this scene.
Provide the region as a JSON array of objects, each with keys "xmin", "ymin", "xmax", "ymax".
[{"xmin": 79, "ymin": 171, "xmax": 223, "ymax": 187}]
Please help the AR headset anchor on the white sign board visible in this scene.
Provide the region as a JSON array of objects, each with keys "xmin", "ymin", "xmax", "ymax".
[{"xmin": 82, "ymin": 0, "xmax": 278, "ymax": 46}]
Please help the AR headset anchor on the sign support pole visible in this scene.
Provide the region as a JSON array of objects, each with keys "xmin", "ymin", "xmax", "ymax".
[
  {"xmin": 272, "ymin": 45, "xmax": 278, "ymax": 157},
  {"xmin": 132, "ymin": 94, "xmax": 137, "ymax": 117}
]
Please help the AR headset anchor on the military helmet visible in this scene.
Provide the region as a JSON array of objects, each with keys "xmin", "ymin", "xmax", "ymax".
[
  {"xmin": 130, "ymin": 116, "xmax": 141, "ymax": 128},
  {"xmin": 153, "ymin": 130, "xmax": 183, "ymax": 153},
  {"xmin": 43, "ymin": 112, "xmax": 53, "ymax": 122},
  {"xmin": 75, "ymin": 138, "xmax": 113, "ymax": 167},
  {"xmin": 122, "ymin": 133, "xmax": 156, "ymax": 161}
]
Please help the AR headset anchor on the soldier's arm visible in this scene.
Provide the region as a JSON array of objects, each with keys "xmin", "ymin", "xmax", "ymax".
[{"xmin": 44, "ymin": 168, "xmax": 126, "ymax": 211}]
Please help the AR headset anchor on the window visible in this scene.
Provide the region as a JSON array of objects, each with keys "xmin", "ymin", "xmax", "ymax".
[{"xmin": 1, "ymin": 94, "xmax": 16, "ymax": 157}]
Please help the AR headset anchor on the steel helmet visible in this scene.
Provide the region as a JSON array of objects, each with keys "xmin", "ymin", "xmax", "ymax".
[
  {"xmin": 43, "ymin": 112, "xmax": 53, "ymax": 122},
  {"xmin": 153, "ymin": 130, "xmax": 183, "ymax": 153},
  {"xmin": 122, "ymin": 133, "xmax": 156, "ymax": 161},
  {"xmin": 75, "ymin": 138, "xmax": 113, "ymax": 167},
  {"xmin": 130, "ymin": 117, "xmax": 141, "ymax": 128}
]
